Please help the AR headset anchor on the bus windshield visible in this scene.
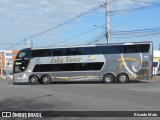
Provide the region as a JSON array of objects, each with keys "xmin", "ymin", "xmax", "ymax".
[
  {"xmin": 16, "ymin": 48, "xmax": 31, "ymax": 60},
  {"xmin": 14, "ymin": 60, "xmax": 29, "ymax": 73},
  {"xmin": 14, "ymin": 48, "xmax": 31, "ymax": 73}
]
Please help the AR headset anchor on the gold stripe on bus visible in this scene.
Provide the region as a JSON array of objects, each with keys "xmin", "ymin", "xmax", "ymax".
[{"xmin": 118, "ymin": 57, "xmax": 142, "ymax": 69}]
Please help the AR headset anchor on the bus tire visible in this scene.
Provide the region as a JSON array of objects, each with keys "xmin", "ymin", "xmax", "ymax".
[
  {"xmin": 41, "ymin": 75, "xmax": 51, "ymax": 84},
  {"xmin": 29, "ymin": 75, "xmax": 39, "ymax": 85},
  {"xmin": 103, "ymin": 73, "xmax": 115, "ymax": 83},
  {"xmin": 117, "ymin": 73, "xmax": 129, "ymax": 83}
]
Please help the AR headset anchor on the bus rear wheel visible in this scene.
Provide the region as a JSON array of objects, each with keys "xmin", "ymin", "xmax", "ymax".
[
  {"xmin": 41, "ymin": 75, "xmax": 51, "ymax": 84},
  {"xmin": 29, "ymin": 75, "xmax": 39, "ymax": 85},
  {"xmin": 103, "ymin": 73, "xmax": 115, "ymax": 83},
  {"xmin": 117, "ymin": 73, "xmax": 129, "ymax": 83}
]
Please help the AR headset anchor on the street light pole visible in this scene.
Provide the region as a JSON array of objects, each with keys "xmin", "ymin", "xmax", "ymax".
[{"xmin": 26, "ymin": 37, "xmax": 33, "ymax": 48}]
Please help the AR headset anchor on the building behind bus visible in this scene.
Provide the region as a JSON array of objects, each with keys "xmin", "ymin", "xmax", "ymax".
[{"xmin": 0, "ymin": 50, "xmax": 19, "ymax": 79}]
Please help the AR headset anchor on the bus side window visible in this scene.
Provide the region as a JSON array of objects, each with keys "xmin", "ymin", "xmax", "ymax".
[
  {"xmin": 52, "ymin": 49, "xmax": 63, "ymax": 56},
  {"xmin": 55, "ymin": 65, "xmax": 59, "ymax": 71},
  {"xmin": 43, "ymin": 49, "xmax": 52, "ymax": 56},
  {"xmin": 123, "ymin": 45, "xmax": 138, "ymax": 53},
  {"xmin": 137, "ymin": 44, "xmax": 150, "ymax": 53}
]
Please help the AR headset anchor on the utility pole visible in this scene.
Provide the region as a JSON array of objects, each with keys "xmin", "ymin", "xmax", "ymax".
[{"xmin": 106, "ymin": 0, "xmax": 110, "ymax": 44}]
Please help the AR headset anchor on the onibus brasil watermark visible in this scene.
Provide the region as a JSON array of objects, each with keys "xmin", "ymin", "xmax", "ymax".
[
  {"xmin": 1, "ymin": 111, "xmax": 160, "ymax": 117},
  {"xmin": 1, "ymin": 112, "xmax": 42, "ymax": 118}
]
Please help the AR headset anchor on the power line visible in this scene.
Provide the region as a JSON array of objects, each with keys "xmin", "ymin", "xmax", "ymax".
[
  {"xmin": 6, "ymin": 2, "xmax": 106, "ymax": 50},
  {"xmin": 0, "ymin": 43, "xmax": 25, "ymax": 45},
  {"xmin": 130, "ymin": 0, "xmax": 159, "ymax": 5},
  {"xmin": 6, "ymin": 0, "xmax": 160, "ymax": 49},
  {"xmin": 111, "ymin": 27, "xmax": 160, "ymax": 34},
  {"xmin": 111, "ymin": 32, "xmax": 160, "ymax": 39},
  {"xmin": 86, "ymin": 35, "xmax": 106, "ymax": 45},
  {"xmin": 48, "ymin": 24, "xmax": 105, "ymax": 47},
  {"xmin": 79, "ymin": 27, "xmax": 160, "ymax": 44},
  {"xmin": 110, "ymin": 27, "xmax": 160, "ymax": 38},
  {"xmin": 110, "ymin": 0, "xmax": 120, "ymax": 4},
  {"xmin": 78, "ymin": 32, "xmax": 106, "ymax": 45},
  {"xmin": 28, "ymin": 3, "xmax": 105, "ymax": 39},
  {"xmin": 6, "ymin": 40, "xmax": 26, "ymax": 50},
  {"xmin": 110, "ymin": 3, "xmax": 160, "ymax": 16}
]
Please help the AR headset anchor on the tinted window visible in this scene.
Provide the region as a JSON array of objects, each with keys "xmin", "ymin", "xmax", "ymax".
[
  {"xmin": 63, "ymin": 48, "xmax": 81, "ymax": 55},
  {"xmin": 101, "ymin": 46, "xmax": 124, "ymax": 54},
  {"xmin": 33, "ymin": 62, "xmax": 104, "ymax": 72},
  {"xmin": 77, "ymin": 47, "xmax": 99, "ymax": 55},
  {"xmin": 123, "ymin": 44, "xmax": 150, "ymax": 53},
  {"xmin": 52, "ymin": 49, "xmax": 63, "ymax": 56},
  {"xmin": 32, "ymin": 49, "xmax": 52, "ymax": 57},
  {"xmin": 102, "ymin": 44, "xmax": 150, "ymax": 54},
  {"xmin": 16, "ymin": 48, "xmax": 31, "ymax": 59},
  {"xmin": 51, "ymin": 47, "xmax": 99, "ymax": 56},
  {"xmin": 137, "ymin": 44, "xmax": 150, "ymax": 53},
  {"xmin": 6, "ymin": 53, "xmax": 12, "ymax": 56},
  {"xmin": 31, "ymin": 44, "xmax": 150, "ymax": 57},
  {"xmin": 123, "ymin": 45, "xmax": 138, "ymax": 53},
  {"xmin": 13, "ymin": 60, "xmax": 29, "ymax": 73}
]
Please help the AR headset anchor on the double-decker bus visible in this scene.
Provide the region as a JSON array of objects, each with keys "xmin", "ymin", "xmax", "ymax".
[{"xmin": 13, "ymin": 41, "xmax": 153, "ymax": 84}]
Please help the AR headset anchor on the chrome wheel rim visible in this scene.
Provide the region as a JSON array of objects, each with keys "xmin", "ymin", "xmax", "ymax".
[
  {"xmin": 31, "ymin": 78, "xmax": 36, "ymax": 83},
  {"xmin": 105, "ymin": 76, "xmax": 112, "ymax": 82},
  {"xmin": 43, "ymin": 78, "xmax": 48, "ymax": 83},
  {"xmin": 120, "ymin": 75, "xmax": 126, "ymax": 82}
]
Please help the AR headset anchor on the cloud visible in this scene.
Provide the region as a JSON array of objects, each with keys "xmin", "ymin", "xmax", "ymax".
[
  {"xmin": 110, "ymin": 0, "xmax": 156, "ymax": 10},
  {"xmin": 0, "ymin": 0, "xmax": 10, "ymax": 5},
  {"xmin": 0, "ymin": 0, "xmax": 157, "ymax": 49},
  {"xmin": 15, "ymin": 3, "xmax": 30, "ymax": 9},
  {"xmin": 1, "ymin": 0, "xmax": 155, "ymax": 26}
]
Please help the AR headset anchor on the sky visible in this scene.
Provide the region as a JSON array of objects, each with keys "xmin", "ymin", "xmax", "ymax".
[{"xmin": 0, "ymin": 0, "xmax": 160, "ymax": 50}]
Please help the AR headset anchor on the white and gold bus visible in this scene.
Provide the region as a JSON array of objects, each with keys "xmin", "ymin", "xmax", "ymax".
[{"xmin": 13, "ymin": 41, "xmax": 153, "ymax": 84}]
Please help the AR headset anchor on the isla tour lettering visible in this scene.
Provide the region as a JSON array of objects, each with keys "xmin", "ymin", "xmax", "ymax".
[{"xmin": 51, "ymin": 57, "xmax": 81, "ymax": 63}]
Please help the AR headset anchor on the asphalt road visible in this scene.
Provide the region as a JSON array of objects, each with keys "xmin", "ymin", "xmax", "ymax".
[{"xmin": 0, "ymin": 79, "xmax": 160, "ymax": 120}]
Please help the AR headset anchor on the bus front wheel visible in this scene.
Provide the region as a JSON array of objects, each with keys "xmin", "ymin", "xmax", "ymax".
[
  {"xmin": 117, "ymin": 73, "xmax": 129, "ymax": 83},
  {"xmin": 29, "ymin": 75, "xmax": 39, "ymax": 85},
  {"xmin": 41, "ymin": 75, "xmax": 51, "ymax": 84},
  {"xmin": 103, "ymin": 73, "xmax": 115, "ymax": 83}
]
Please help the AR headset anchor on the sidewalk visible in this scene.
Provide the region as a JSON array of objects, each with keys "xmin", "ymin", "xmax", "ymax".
[
  {"xmin": 152, "ymin": 76, "xmax": 160, "ymax": 81},
  {"xmin": 0, "ymin": 78, "xmax": 13, "ymax": 84}
]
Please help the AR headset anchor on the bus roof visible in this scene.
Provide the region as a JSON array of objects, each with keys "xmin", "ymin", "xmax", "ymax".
[{"xmin": 30, "ymin": 41, "xmax": 152, "ymax": 50}]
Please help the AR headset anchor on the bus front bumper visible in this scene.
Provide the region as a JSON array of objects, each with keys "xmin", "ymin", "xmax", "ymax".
[{"xmin": 13, "ymin": 78, "xmax": 30, "ymax": 85}]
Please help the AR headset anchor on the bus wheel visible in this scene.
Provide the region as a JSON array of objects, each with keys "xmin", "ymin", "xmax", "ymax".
[
  {"xmin": 117, "ymin": 73, "xmax": 129, "ymax": 83},
  {"xmin": 103, "ymin": 74, "xmax": 115, "ymax": 83},
  {"xmin": 29, "ymin": 75, "xmax": 38, "ymax": 85},
  {"xmin": 41, "ymin": 75, "xmax": 51, "ymax": 84}
]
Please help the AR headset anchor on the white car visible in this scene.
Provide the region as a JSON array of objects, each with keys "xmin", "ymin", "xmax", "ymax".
[{"xmin": 153, "ymin": 60, "xmax": 160, "ymax": 76}]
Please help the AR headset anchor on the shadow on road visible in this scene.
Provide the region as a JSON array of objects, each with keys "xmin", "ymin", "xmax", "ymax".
[
  {"xmin": 51, "ymin": 80, "xmax": 148, "ymax": 85},
  {"xmin": 11, "ymin": 80, "xmax": 150, "ymax": 86}
]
